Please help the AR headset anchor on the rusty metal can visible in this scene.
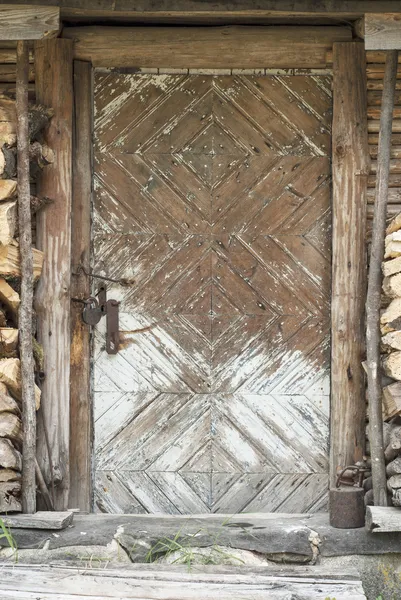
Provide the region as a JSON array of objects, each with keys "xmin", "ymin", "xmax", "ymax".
[{"xmin": 329, "ymin": 485, "xmax": 365, "ymax": 528}]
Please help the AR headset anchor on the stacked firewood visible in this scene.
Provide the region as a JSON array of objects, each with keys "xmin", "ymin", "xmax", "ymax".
[
  {"xmin": 0, "ymin": 94, "xmax": 52, "ymax": 512},
  {"xmin": 367, "ymin": 212, "xmax": 401, "ymax": 506}
]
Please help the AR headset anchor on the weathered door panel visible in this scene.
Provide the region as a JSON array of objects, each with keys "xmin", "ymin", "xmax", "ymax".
[{"xmin": 93, "ymin": 73, "xmax": 332, "ymax": 514}]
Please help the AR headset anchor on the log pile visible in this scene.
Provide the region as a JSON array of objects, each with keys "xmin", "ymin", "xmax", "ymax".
[
  {"xmin": 0, "ymin": 93, "xmax": 52, "ymax": 512},
  {"xmin": 365, "ymin": 211, "xmax": 401, "ymax": 506}
]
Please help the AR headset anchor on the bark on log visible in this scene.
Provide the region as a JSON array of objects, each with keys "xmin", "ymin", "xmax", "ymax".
[
  {"xmin": 363, "ymin": 476, "xmax": 373, "ymax": 491},
  {"xmin": 386, "ymin": 456, "xmax": 401, "ymax": 477},
  {"xmin": 0, "ymin": 242, "xmax": 43, "ymax": 280},
  {"xmin": 0, "ymin": 278, "xmax": 19, "ymax": 319},
  {"xmin": 0, "ymin": 143, "xmax": 54, "ymax": 179},
  {"xmin": 0, "ymin": 480, "xmax": 21, "ymax": 512},
  {"xmin": 0, "ymin": 327, "xmax": 18, "ymax": 354},
  {"xmin": 392, "ymin": 489, "xmax": 401, "ymax": 506},
  {"xmin": 0, "ymin": 199, "xmax": 16, "ymax": 245},
  {"xmin": 384, "ymin": 425, "xmax": 401, "ymax": 461},
  {"xmin": 0, "ymin": 179, "xmax": 16, "ymax": 201},
  {"xmin": 17, "ymin": 39, "xmax": 36, "ymax": 513},
  {"xmin": 0, "ymin": 468, "xmax": 20, "ymax": 482},
  {"xmin": 0, "ymin": 358, "xmax": 40, "ymax": 409},
  {"xmin": 0, "ymin": 412, "xmax": 22, "ymax": 443},
  {"xmin": 0, "ymin": 437, "xmax": 21, "ymax": 470}
]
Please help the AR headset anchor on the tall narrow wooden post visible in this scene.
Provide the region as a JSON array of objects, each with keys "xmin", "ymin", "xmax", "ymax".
[
  {"xmin": 34, "ymin": 39, "xmax": 73, "ymax": 510},
  {"xmin": 366, "ymin": 50, "xmax": 399, "ymax": 507},
  {"xmin": 330, "ymin": 43, "xmax": 370, "ymax": 489},
  {"xmin": 16, "ymin": 40, "xmax": 36, "ymax": 514},
  {"xmin": 70, "ymin": 60, "xmax": 92, "ymax": 511}
]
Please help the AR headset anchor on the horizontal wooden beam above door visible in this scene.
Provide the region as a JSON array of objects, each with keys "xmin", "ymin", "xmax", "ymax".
[
  {"xmin": 4, "ymin": 1, "xmax": 401, "ymax": 20},
  {"xmin": 0, "ymin": 5, "xmax": 59, "ymax": 40},
  {"xmin": 62, "ymin": 25, "xmax": 352, "ymax": 68},
  {"xmin": 362, "ymin": 14, "xmax": 401, "ymax": 50}
]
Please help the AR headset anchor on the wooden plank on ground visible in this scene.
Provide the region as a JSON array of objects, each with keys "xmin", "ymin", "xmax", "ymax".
[
  {"xmin": 0, "ymin": 564, "xmax": 367, "ymax": 599},
  {"xmin": 0, "ymin": 510, "xmax": 73, "ymax": 530},
  {"xmin": 34, "ymin": 39, "xmax": 73, "ymax": 512},
  {"xmin": 69, "ymin": 60, "xmax": 92, "ymax": 513},
  {"xmin": 364, "ymin": 14, "xmax": 401, "ymax": 50},
  {"xmin": 0, "ymin": 5, "xmax": 59, "ymax": 40},
  {"xmin": 330, "ymin": 42, "xmax": 369, "ymax": 486},
  {"xmin": 62, "ymin": 25, "xmax": 352, "ymax": 68},
  {"xmin": 366, "ymin": 505, "xmax": 401, "ymax": 532}
]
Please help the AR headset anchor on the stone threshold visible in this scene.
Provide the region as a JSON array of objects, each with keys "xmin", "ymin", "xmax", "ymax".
[{"xmin": 1, "ymin": 512, "xmax": 401, "ymax": 563}]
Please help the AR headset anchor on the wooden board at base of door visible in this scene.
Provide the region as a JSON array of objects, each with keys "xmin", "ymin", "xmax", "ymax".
[{"xmin": 92, "ymin": 72, "xmax": 332, "ymax": 514}]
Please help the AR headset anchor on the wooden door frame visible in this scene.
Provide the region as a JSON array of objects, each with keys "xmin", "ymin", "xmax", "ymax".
[{"xmin": 64, "ymin": 29, "xmax": 369, "ymax": 512}]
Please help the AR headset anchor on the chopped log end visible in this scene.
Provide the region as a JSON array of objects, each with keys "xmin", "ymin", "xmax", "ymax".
[
  {"xmin": 0, "ymin": 179, "xmax": 16, "ymax": 201},
  {"xmin": 0, "ymin": 468, "xmax": 21, "ymax": 482},
  {"xmin": 0, "ymin": 437, "xmax": 21, "ymax": 470},
  {"xmin": 384, "ymin": 351, "xmax": 401, "ymax": 380},
  {"xmin": 0, "ymin": 358, "xmax": 40, "ymax": 409},
  {"xmin": 0, "ymin": 412, "xmax": 21, "ymax": 443},
  {"xmin": 387, "ymin": 212, "xmax": 401, "ymax": 235},
  {"xmin": 383, "ymin": 256, "xmax": 401, "ymax": 277},
  {"xmin": 383, "ymin": 381, "xmax": 401, "ymax": 419},
  {"xmin": 0, "ymin": 243, "xmax": 44, "ymax": 281},
  {"xmin": 28, "ymin": 104, "xmax": 54, "ymax": 141},
  {"xmin": 0, "ymin": 480, "xmax": 21, "ymax": 513}
]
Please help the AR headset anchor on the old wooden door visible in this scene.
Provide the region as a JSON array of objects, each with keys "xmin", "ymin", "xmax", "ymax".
[{"xmin": 93, "ymin": 72, "xmax": 331, "ymax": 514}]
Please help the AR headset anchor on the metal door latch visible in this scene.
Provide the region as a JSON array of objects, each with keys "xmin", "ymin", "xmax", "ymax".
[{"xmin": 73, "ymin": 285, "xmax": 120, "ymax": 354}]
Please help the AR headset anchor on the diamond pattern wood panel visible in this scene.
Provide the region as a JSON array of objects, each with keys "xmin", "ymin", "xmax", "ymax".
[{"xmin": 93, "ymin": 72, "xmax": 332, "ymax": 514}]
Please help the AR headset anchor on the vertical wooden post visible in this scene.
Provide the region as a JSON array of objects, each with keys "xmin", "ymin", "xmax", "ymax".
[
  {"xmin": 367, "ymin": 50, "xmax": 399, "ymax": 507},
  {"xmin": 330, "ymin": 42, "xmax": 370, "ymax": 488},
  {"xmin": 16, "ymin": 40, "xmax": 36, "ymax": 514},
  {"xmin": 34, "ymin": 39, "xmax": 73, "ymax": 511},
  {"xmin": 70, "ymin": 60, "xmax": 93, "ymax": 512}
]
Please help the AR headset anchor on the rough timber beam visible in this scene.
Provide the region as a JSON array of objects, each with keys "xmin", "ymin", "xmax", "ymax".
[
  {"xmin": 363, "ymin": 14, "xmax": 401, "ymax": 50},
  {"xmin": 0, "ymin": 5, "xmax": 59, "ymax": 40}
]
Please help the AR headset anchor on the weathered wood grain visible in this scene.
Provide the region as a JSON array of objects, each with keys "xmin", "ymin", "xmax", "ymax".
[
  {"xmin": 93, "ymin": 72, "xmax": 331, "ymax": 513},
  {"xmin": 1, "ymin": 510, "xmax": 73, "ymax": 530},
  {"xmin": 366, "ymin": 505, "xmax": 401, "ymax": 532},
  {"xmin": 0, "ymin": 6, "xmax": 59, "ymax": 41},
  {"xmin": 330, "ymin": 42, "xmax": 369, "ymax": 486},
  {"xmin": 34, "ymin": 39, "xmax": 73, "ymax": 511},
  {"xmin": 0, "ymin": 563, "xmax": 366, "ymax": 600},
  {"xmin": 364, "ymin": 14, "xmax": 401, "ymax": 51},
  {"xmin": 63, "ymin": 25, "xmax": 351, "ymax": 68},
  {"xmin": 69, "ymin": 60, "xmax": 92, "ymax": 513}
]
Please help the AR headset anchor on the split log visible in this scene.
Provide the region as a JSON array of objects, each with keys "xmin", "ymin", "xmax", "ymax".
[
  {"xmin": 383, "ymin": 272, "xmax": 401, "ymax": 297},
  {"xmin": 385, "ymin": 241, "xmax": 401, "ymax": 259},
  {"xmin": 0, "ymin": 97, "xmax": 16, "ymax": 122},
  {"xmin": 365, "ymin": 488, "xmax": 374, "ymax": 506},
  {"xmin": 0, "ymin": 199, "xmax": 16, "ymax": 245},
  {"xmin": 382, "ymin": 331, "xmax": 401, "ymax": 350},
  {"xmin": 363, "ymin": 476, "xmax": 373, "ymax": 491},
  {"xmin": 0, "ymin": 328, "xmax": 18, "ymax": 354},
  {"xmin": 383, "ymin": 381, "xmax": 401, "ymax": 419},
  {"xmin": 0, "ymin": 120, "xmax": 15, "ymax": 146},
  {"xmin": 387, "ymin": 212, "xmax": 401, "ymax": 234},
  {"xmin": 0, "ymin": 179, "xmax": 16, "ymax": 201},
  {"xmin": 30, "ymin": 195, "xmax": 53, "ymax": 214},
  {"xmin": 0, "ymin": 358, "xmax": 40, "ymax": 409},
  {"xmin": 381, "ymin": 298, "xmax": 401, "ymax": 333},
  {"xmin": 0, "ymin": 387, "xmax": 19, "ymax": 414},
  {"xmin": 0, "ymin": 142, "xmax": 54, "ymax": 179},
  {"xmin": 392, "ymin": 489, "xmax": 401, "ymax": 506},
  {"xmin": 0, "ymin": 437, "xmax": 21, "ymax": 470},
  {"xmin": 0, "ymin": 468, "xmax": 20, "ymax": 482},
  {"xmin": 0, "ymin": 310, "xmax": 6, "ymax": 328},
  {"xmin": 28, "ymin": 104, "xmax": 53, "ymax": 141},
  {"xmin": 0, "ymin": 480, "xmax": 21, "ymax": 512},
  {"xmin": 384, "ymin": 425, "xmax": 401, "ymax": 461},
  {"xmin": 0, "ymin": 241, "xmax": 43, "ymax": 280},
  {"xmin": 383, "ymin": 256, "xmax": 401, "ymax": 277},
  {"xmin": 0, "ymin": 278, "xmax": 19, "ymax": 318},
  {"xmin": 386, "ymin": 456, "xmax": 401, "ymax": 477},
  {"xmin": 387, "ymin": 474, "xmax": 401, "ymax": 492},
  {"xmin": 0, "ymin": 412, "xmax": 21, "ymax": 443},
  {"xmin": 383, "ymin": 351, "xmax": 401, "ymax": 380}
]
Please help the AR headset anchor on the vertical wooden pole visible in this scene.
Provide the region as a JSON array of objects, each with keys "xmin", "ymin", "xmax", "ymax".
[
  {"xmin": 367, "ymin": 50, "xmax": 399, "ymax": 507},
  {"xmin": 16, "ymin": 40, "xmax": 36, "ymax": 514},
  {"xmin": 70, "ymin": 60, "xmax": 92, "ymax": 511},
  {"xmin": 330, "ymin": 42, "xmax": 370, "ymax": 489},
  {"xmin": 34, "ymin": 39, "xmax": 73, "ymax": 511}
]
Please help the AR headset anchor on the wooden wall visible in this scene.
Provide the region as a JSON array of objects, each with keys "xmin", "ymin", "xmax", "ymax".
[{"xmin": 366, "ymin": 52, "xmax": 401, "ymax": 231}]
